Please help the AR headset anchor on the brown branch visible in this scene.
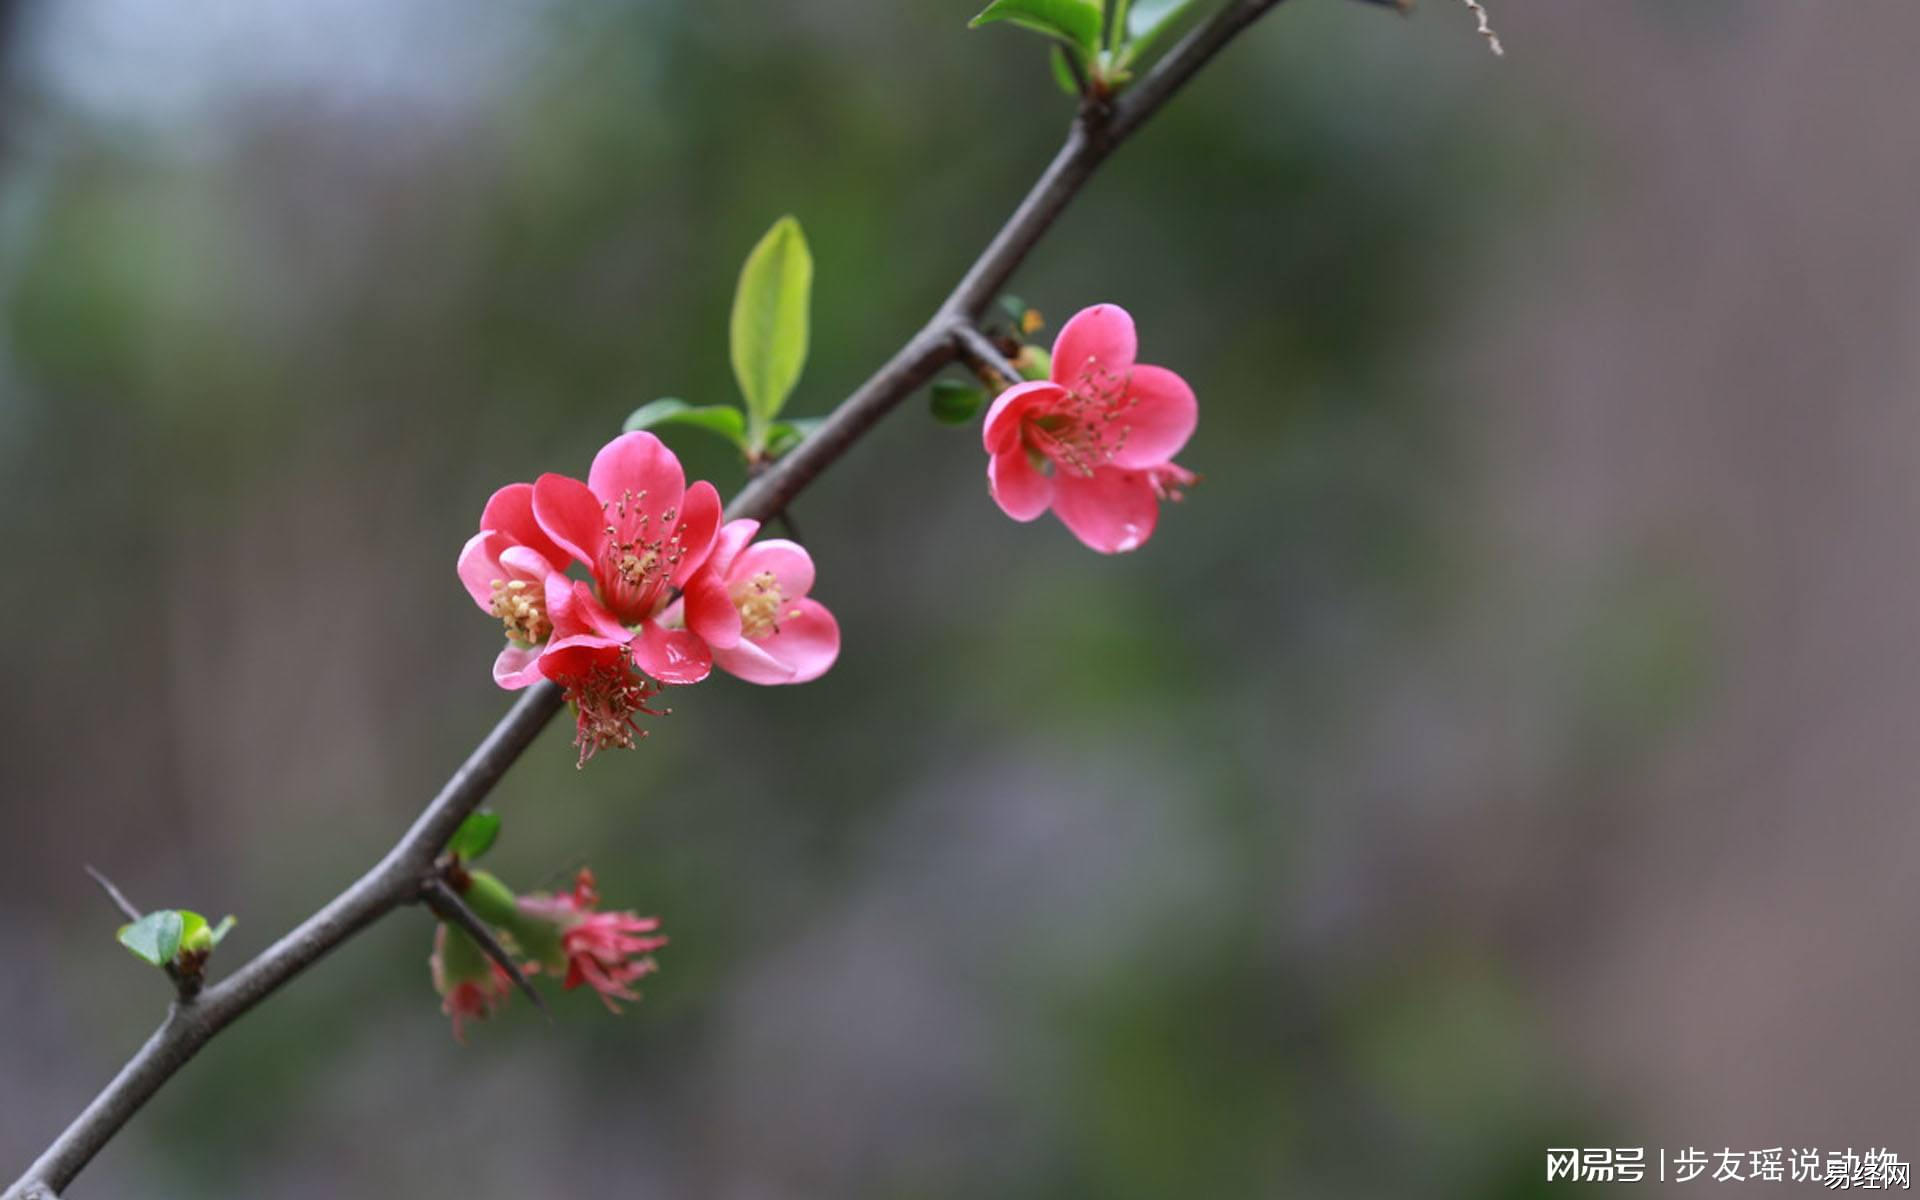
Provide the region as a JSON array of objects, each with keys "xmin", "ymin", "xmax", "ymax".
[{"xmin": 3, "ymin": 2, "xmax": 1303, "ymax": 1194}]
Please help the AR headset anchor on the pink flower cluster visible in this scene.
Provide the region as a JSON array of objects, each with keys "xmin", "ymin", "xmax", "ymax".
[
  {"xmin": 983, "ymin": 304, "xmax": 1198, "ymax": 553},
  {"xmin": 459, "ymin": 432, "xmax": 839, "ymax": 763}
]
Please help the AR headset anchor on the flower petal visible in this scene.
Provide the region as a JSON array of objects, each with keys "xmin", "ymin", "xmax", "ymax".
[
  {"xmin": 497, "ymin": 544, "xmax": 553, "ymax": 583},
  {"xmin": 532, "ymin": 473, "xmax": 605, "ymax": 569},
  {"xmin": 682, "ymin": 567, "xmax": 743, "ymax": 649},
  {"xmin": 669, "ymin": 480, "xmax": 723, "ymax": 587},
  {"xmin": 479, "ymin": 482, "xmax": 567, "ymax": 570},
  {"xmin": 492, "ymin": 642, "xmax": 546, "ymax": 690},
  {"xmin": 730, "ymin": 538, "xmax": 815, "ymax": 599},
  {"xmin": 588, "ymin": 431, "xmax": 685, "ymax": 515},
  {"xmin": 712, "ymin": 635, "xmax": 799, "ymax": 686},
  {"xmin": 457, "ymin": 531, "xmax": 509, "ymax": 611},
  {"xmin": 758, "ymin": 597, "xmax": 839, "ymax": 684},
  {"xmin": 982, "ymin": 380, "xmax": 1067, "ymax": 454},
  {"xmin": 1050, "ymin": 303, "xmax": 1137, "ymax": 383},
  {"xmin": 538, "ymin": 634, "xmax": 629, "ymax": 684},
  {"xmin": 549, "ymin": 577, "xmax": 631, "ymax": 643},
  {"xmin": 1049, "ymin": 465, "xmax": 1161, "ymax": 554},
  {"xmin": 708, "ymin": 518, "xmax": 761, "ymax": 580},
  {"xmin": 633, "ymin": 621, "xmax": 712, "ymax": 685},
  {"xmin": 988, "ymin": 449, "xmax": 1053, "ymax": 522},
  {"xmin": 1111, "ymin": 364, "xmax": 1198, "ymax": 468}
]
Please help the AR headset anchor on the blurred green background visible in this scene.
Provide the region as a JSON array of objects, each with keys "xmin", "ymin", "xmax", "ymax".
[{"xmin": 5, "ymin": 0, "xmax": 1920, "ymax": 1195}]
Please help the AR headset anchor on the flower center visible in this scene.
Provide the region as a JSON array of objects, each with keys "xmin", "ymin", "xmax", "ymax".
[
  {"xmin": 489, "ymin": 578, "xmax": 551, "ymax": 645},
  {"xmin": 599, "ymin": 490, "xmax": 685, "ymax": 617},
  {"xmin": 1027, "ymin": 362, "xmax": 1133, "ymax": 476},
  {"xmin": 563, "ymin": 656, "xmax": 665, "ymax": 768},
  {"xmin": 733, "ymin": 570, "xmax": 792, "ymax": 641}
]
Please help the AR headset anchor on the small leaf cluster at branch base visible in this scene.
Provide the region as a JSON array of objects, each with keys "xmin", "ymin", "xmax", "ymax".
[
  {"xmin": 117, "ymin": 908, "xmax": 237, "ymax": 983},
  {"xmin": 430, "ymin": 863, "xmax": 667, "ymax": 1042},
  {"xmin": 971, "ymin": 0, "xmax": 1199, "ymax": 96}
]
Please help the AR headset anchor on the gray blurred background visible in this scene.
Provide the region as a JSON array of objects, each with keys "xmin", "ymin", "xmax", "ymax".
[{"xmin": 3, "ymin": 0, "xmax": 1918, "ymax": 1195}]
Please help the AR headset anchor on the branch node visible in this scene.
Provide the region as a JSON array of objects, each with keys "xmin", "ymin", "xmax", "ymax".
[{"xmin": 420, "ymin": 877, "xmax": 549, "ymax": 1019}]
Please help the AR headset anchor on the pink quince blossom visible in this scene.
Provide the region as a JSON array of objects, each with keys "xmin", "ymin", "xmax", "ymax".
[
  {"xmin": 982, "ymin": 303, "xmax": 1199, "ymax": 554},
  {"xmin": 429, "ymin": 923, "xmax": 514, "ymax": 1043},
  {"xmin": 532, "ymin": 432, "xmax": 723, "ymax": 685},
  {"xmin": 456, "ymin": 483, "xmax": 571, "ymax": 688},
  {"xmin": 672, "ymin": 518, "xmax": 841, "ymax": 685},
  {"xmin": 516, "ymin": 868, "xmax": 668, "ymax": 1013}
]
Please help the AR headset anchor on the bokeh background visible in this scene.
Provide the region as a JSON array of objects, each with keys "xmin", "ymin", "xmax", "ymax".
[{"xmin": 3, "ymin": 0, "xmax": 1918, "ymax": 1195}]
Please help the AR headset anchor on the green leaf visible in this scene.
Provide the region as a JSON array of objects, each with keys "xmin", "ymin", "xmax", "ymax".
[
  {"xmin": 208, "ymin": 915, "xmax": 237, "ymax": 947},
  {"xmin": 623, "ymin": 398, "xmax": 749, "ymax": 447},
  {"xmin": 970, "ymin": 0, "xmax": 1103, "ymax": 55},
  {"xmin": 177, "ymin": 910, "xmax": 210, "ymax": 953},
  {"xmin": 1019, "ymin": 345, "xmax": 1053, "ymax": 380},
  {"xmin": 117, "ymin": 910, "xmax": 185, "ymax": 968},
  {"xmin": 930, "ymin": 380, "xmax": 988, "ymax": 425},
  {"xmin": 1049, "ymin": 45, "xmax": 1082, "ymax": 95},
  {"xmin": 764, "ymin": 417, "xmax": 824, "ymax": 458},
  {"xmin": 729, "ymin": 217, "xmax": 813, "ymax": 444},
  {"xmin": 448, "ymin": 810, "xmax": 502, "ymax": 862},
  {"xmin": 1124, "ymin": 0, "xmax": 1192, "ymax": 55}
]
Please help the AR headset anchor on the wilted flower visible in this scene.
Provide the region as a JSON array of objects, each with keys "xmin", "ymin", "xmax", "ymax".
[
  {"xmin": 429, "ymin": 922, "xmax": 513, "ymax": 1043},
  {"xmin": 513, "ymin": 868, "xmax": 667, "ymax": 1013}
]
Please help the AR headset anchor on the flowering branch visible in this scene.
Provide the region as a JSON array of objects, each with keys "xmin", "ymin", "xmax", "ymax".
[{"xmin": 5, "ymin": 0, "xmax": 1300, "ymax": 1194}]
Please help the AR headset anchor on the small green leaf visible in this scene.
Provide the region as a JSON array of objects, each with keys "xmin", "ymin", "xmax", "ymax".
[
  {"xmin": 765, "ymin": 417, "xmax": 824, "ymax": 459},
  {"xmin": 117, "ymin": 910, "xmax": 185, "ymax": 968},
  {"xmin": 623, "ymin": 398, "xmax": 749, "ymax": 447},
  {"xmin": 448, "ymin": 810, "xmax": 502, "ymax": 862},
  {"xmin": 208, "ymin": 915, "xmax": 237, "ymax": 947},
  {"xmin": 970, "ymin": 0, "xmax": 1103, "ymax": 56},
  {"xmin": 1125, "ymin": 0, "xmax": 1192, "ymax": 55},
  {"xmin": 1049, "ymin": 45, "xmax": 1082, "ymax": 95},
  {"xmin": 930, "ymin": 380, "xmax": 988, "ymax": 425},
  {"xmin": 730, "ymin": 217, "xmax": 813, "ymax": 445},
  {"xmin": 1019, "ymin": 345, "xmax": 1053, "ymax": 380},
  {"xmin": 177, "ymin": 910, "xmax": 211, "ymax": 953}
]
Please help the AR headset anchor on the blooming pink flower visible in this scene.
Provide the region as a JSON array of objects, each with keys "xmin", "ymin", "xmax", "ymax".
[
  {"xmin": 532, "ymin": 432, "xmax": 723, "ymax": 685},
  {"xmin": 457, "ymin": 483, "xmax": 571, "ymax": 688},
  {"xmin": 673, "ymin": 519, "xmax": 841, "ymax": 685},
  {"xmin": 982, "ymin": 303, "xmax": 1198, "ymax": 553},
  {"xmin": 516, "ymin": 868, "xmax": 667, "ymax": 1013},
  {"xmin": 429, "ymin": 923, "xmax": 514, "ymax": 1043}
]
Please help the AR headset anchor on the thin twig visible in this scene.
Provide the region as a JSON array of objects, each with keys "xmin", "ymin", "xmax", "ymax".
[
  {"xmin": 420, "ymin": 878, "xmax": 548, "ymax": 1018},
  {"xmin": 5, "ymin": 3, "xmax": 1302, "ymax": 1194},
  {"xmin": 83, "ymin": 866, "xmax": 142, "ymax": 924}
]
